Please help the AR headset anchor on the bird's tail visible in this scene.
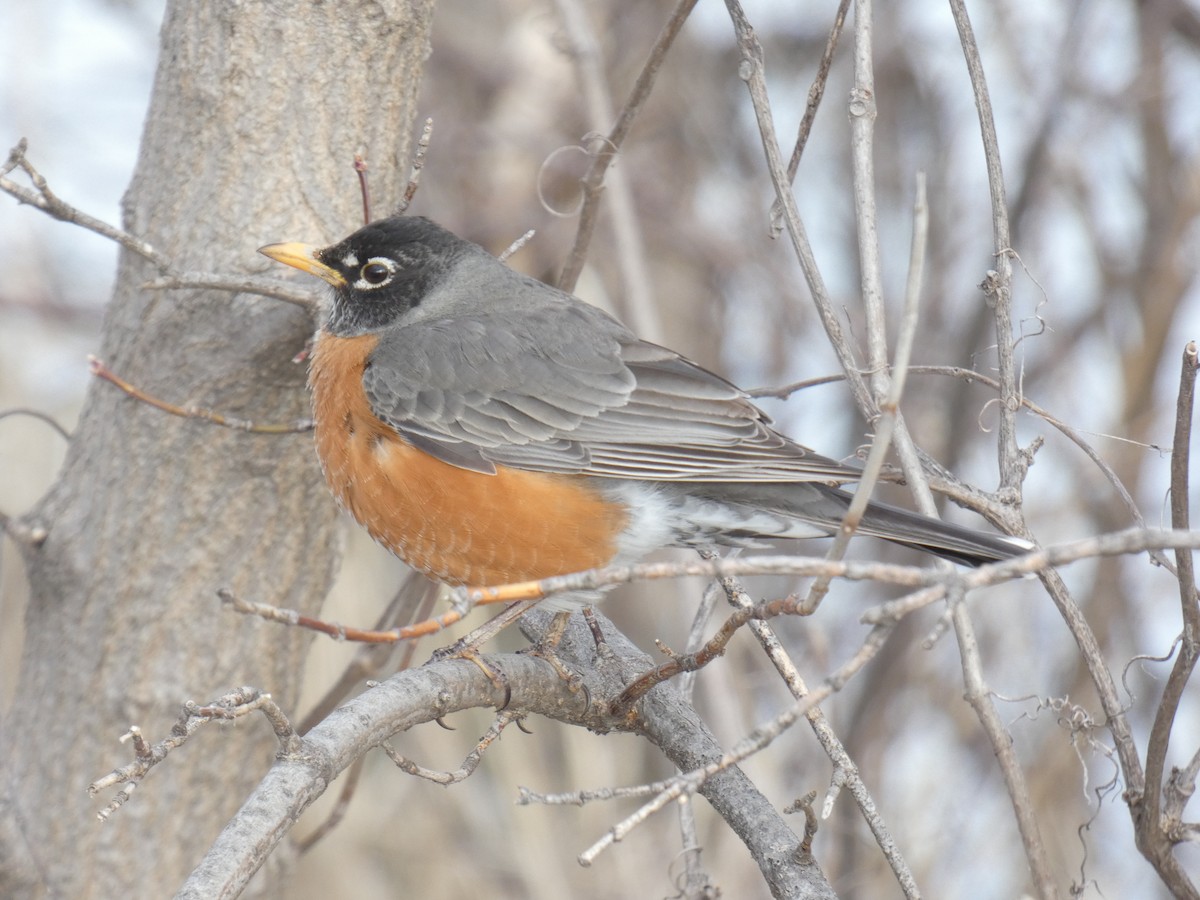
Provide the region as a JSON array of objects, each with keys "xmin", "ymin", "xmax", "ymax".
[
  {"xmin": 833, "ymin": 489, "xmax": 1031, "ymax": 566},
  {"xmin": 665, "ymin": 482, "xmax": 1031, "ymax": 566}
]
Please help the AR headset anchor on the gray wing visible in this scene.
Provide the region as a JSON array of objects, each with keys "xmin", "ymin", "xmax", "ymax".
[{"xmin": 362, "ymin": 302, "xmax": 862, "ymax": 483}]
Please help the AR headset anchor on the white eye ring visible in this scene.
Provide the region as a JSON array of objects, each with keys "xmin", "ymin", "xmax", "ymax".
[{"xmin": 353, "ymin": 257, "xmax": 397, "ymax": 290}]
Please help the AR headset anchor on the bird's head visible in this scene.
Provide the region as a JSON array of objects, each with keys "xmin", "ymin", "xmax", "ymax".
[{"xmin": 259, "ymin": 215, "xmax": 466, "ymax": 335}]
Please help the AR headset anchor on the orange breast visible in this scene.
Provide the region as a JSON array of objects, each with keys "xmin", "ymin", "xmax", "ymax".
[{"xmin": 308, "ymin": 332, "xmax": 628, "ymax": 587}]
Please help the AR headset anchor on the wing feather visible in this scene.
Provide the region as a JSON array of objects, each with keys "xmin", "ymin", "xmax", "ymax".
[{"xmin": 362, "ymin": 303, "xmax": 861, "ymax": 484}]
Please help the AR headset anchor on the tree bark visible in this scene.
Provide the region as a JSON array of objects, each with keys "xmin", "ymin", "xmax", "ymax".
[{"xmin": 0, "ymin": 2, "xmax": 434, "ymax": 896}]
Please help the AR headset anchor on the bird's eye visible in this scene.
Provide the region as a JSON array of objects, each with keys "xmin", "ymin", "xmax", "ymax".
[{"xmin": 360, "ymin": 260, "xmax": 393, "ymax": 285}]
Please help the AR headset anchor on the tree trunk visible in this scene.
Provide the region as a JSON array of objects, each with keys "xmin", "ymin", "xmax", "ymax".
[{"xmin": 0, "ymin": 1, "xmax": 434, "ymax": 896}]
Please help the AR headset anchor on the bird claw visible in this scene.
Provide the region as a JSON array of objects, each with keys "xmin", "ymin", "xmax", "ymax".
[
  {"xmin": 520, "ymin": 638, "xmax": 591, "ymax": 712},
  {"xmin": 432, "ymin": 644, "xmax": 511, "ymax": 709}
]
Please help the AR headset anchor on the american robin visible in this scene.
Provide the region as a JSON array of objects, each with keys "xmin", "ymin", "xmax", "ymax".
[{"xmin": 260, "ymin": 216, "xmax": 1027, "ymax": 610}]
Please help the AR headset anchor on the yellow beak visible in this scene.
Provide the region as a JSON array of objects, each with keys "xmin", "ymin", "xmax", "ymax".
[{"xmin": 258, "ymin": 242, "xmax": 347, "ymax": 288}]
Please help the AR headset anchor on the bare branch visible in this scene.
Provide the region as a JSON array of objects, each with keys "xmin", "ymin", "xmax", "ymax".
[
  {"xmin": 553, "ymin": 0, "xmax": 661, "ymax": 341},
  {"xmin": 800, "ymin": 173, "xmax": 929, "ymax": 616},
  {"xmin": 556, "ymin": 0, "xmax": 698, "ymax": 295},
  {"xmin": 297, "ymin": 574, "xmax": 439, "ymax": 735},
  {"xmin": 720, "ymin": 568, "xmax": 923, "ymax": 897},
  {"xmin": 218, "ymin": 586, "xmax": 484, "ymax": 643},
  {"xmin": 353, "ymin": 151, "xmax": 371, "ymax": 225},
  {"xmin": 947, "ymin": 0, "xmax": 1023, "ymax": 492},
  {"xmin": 756, "ymin": 363, "xmax": 1160, "ymax": 559},
  {"xmin": 0, "ymin": 407, "xmax": 71, "ymax": 442},
  {"xmin": 723, "ymin": 0, "xmax": 874, "ymax": 419},
  {"xmin": 1, "ymin": 139, "xmax": 171, "ymax": 269},
  {"xmin": 89, "ymin": 688, "xmax": 299, "ymax": 822},
  {"xmin": 142, "ymin": 272, "xmax": 320, "ymax": 312},
  {"xmin": 89, "ymin": 357, "xmax": 313, "ymax": 434},
  {"xmin": 580, "ymin": 620, "xmax": 894, "ymax": 866},
  {"xmin": 770, "ymin": 0, "xmax": 852, "ymax": 231},
  {"xmin": 498, "ymin": 229, "xmax": 536, "ymax": 262},
  {"xmin": 2, "ymin": 140, "xmax": 322, "ymax": 317},
  {"xmin": 949, "ymin": 584, "xmax": 1062, "ymax": 899},
  {"xmin": 463, "ymin": 529, "xmax": 1200, "ymax": 609},
  {"xmin": 850, "ymin": 0, "xmax": 886, "ymax": 379},
  {"xmin": 518, "ymin": 779, "xmax": 672, "ymax": 807},
  {"xmin": 1136, "ymin": 341, "xmax": 1200, "ymax": 896},
  {"xmin": 395, "ymin": 117, "xmax": 433, "ymax": 215},
  {"xmin": 615, "ymin": 593, "xmax": 814, "ymax": 711},
  {"xmin": 173, "ymin": 656, "xmax": 580, "ymax": 899}
]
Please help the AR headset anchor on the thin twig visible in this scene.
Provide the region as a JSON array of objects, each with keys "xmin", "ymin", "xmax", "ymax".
[
  {"xmin": 519, "ymin": 779, "xmax": 675, "ymax": 807},
  {"xmin": 800, "ymin": 173, "xmax": 929, "ymax": 616},
  {"xmin": 717, "ymin": 568, "xmax": 922, "ymax": 896},
  {"xmin": 875, "ymin": 317, "xmax": 1057, "ymax": 900},
  {"xmin": 89, "ymin": 357, "xmax": 313, "ymax": 434},
  {"xmin": 770, "ymin": 0, "xmax": 852, "ymax": 231},
  {"xmin": 353, "ymin": 152, "xmax": 371, "ymax": 225},
  {"xmin": 850, "ymin": 0, "xmax": 886, "ymax": 380},
  {"xmin": 297, "ymin": 574, "xmax": 438, "ymax": 735},
  {"xmin": 1137, "ymin": 341, "xmax": 1200, "ymax": 895},
  {"xmin": 615, "ymin": 594, "xmax": 811, "ymax": 711},
  {"xmin": 553, "ymin": 0, "xmax": 662, "ymax": 341},
  {"xmin": 949, "ymin": 583, "xmax": 1062, "ymax": 899},
  {"xmin": 222, "ymin": 529, "xmax": 1200, "ymax": 649},
  {"xmin": 747, "ymin": 372, "xmax": 847, "ymax": 398},
  {"xmin": 0, "ymin": 407, "xmax": 71, "ymax": 442},
  {"xmin": 142, "ymin": 272, "xmax": 320, "ymax": 313},
  {"xmin": 947, "ymin": 0, "xmax": 1023, "ymax": 492},
  {"xmin": 672, "ymin": 566, "xmax": 715, "ymax": 897},
  {"xmin": 218, "ymin": 586, "xmax": 485, "ymax": 643},
  {"xmin": 89, "ymin": 688, "xmax": 298, "ymax": 820},
  {"xmin": 927, "ymin": 8, "xmax": 1164, "ymax": 873},
  {"xmin": 723, "ymin": 0, "xmax": 875, "ymax": 419},
  {"xmin": 2, "ymin": 139, "xmax": 171, "ymax": 269},
  {"xmin": 579, "ymin": 620, "xmax": 895, "ymax": 865},
  {"xmin": 785, "ymin": 791, "xmax": 820, "ymax": 859},
  {"xmin": 672, "ymin": 555, "xmax": 723, "ymax": 897},
  {"xmin": 2, "ymin": 139, "xmax": 321, "ymax": 316},
  {"xmin": 676, "ymin": 563, "xmax": 723, "ymax": 703},
  {"xmin": 498, "ymin": 229, "xmax": 536, "ymax": 262},
  {"xmin": 464, "ymin": 528, "xmax": 1200, "ymax": 607},
  {"xmin": 395, "ymin": 118, "xmax": 433, "ymax": 215},
  {"xmin": 756, "ymin": 362, "xmax": 1171, "ymax": 568},
  {"xmin": 556, "ymin": 0, "xmax": 698, "ymax": 296}
]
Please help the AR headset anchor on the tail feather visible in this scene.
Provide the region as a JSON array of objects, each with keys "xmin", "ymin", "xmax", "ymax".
[
  {"xmin": 665, "ymin": 482, "xmax": 1031, "ymax": 567},
  {"xmin": 847, "ymin": 492, "xmax": 1031, "ymax": 566}
]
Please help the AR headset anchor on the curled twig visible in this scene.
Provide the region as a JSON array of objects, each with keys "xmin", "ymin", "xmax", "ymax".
[
  {"xmin": 0, "ymin": 407, "xmax": 71, "ymax": 442},
  {"xmin": 556, "ymin": 0, "xmax": 698, "ymax": 295}
]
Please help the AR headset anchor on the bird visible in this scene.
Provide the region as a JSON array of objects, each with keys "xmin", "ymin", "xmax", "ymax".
[{"xmin": 259, "ymin": 215, "xmax": 1028, "ymax": 612}]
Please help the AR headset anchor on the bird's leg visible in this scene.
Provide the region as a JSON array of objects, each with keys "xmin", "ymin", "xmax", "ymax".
[
  {"xmin": 449, "ymin": 646, "xmax": 511, "ymax": 709},
  {"xmin": 429, "ymin": 599, "xmax": 544, "ymax": 708},
  {"xmin": 437, "ymin": 598, "xmax": 542, "ymax": 652},
  {"xmin": 541, "ymin": 610, "xmax": 573, "ymax": 649},
  {"xmin": 580, "ymin": 606, "xmax": 608, "ymax": 651},
  {"xmin": 520, "ymin": 610, "xmax": 588, "ymax": 698}
]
